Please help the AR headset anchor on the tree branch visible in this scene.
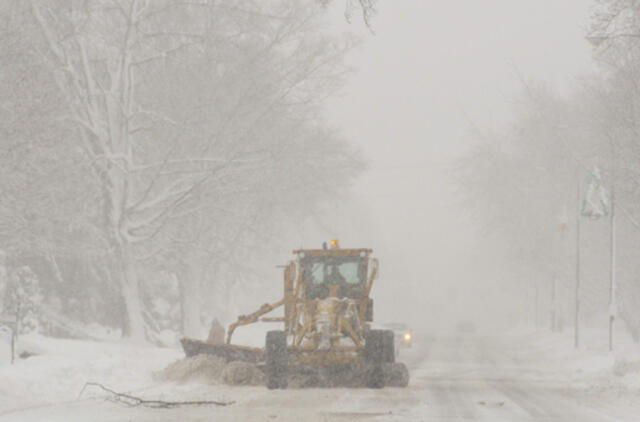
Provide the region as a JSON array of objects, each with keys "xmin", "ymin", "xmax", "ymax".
[{"xmin": 78, "ymin": 382, "xmax": 234, "ymax": 408}]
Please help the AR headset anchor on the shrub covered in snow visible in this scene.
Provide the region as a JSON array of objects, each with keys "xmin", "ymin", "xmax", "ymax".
[
  {"xmin": 2, "ymin": 266, "xmax": 43, "ymax": 334},
  {"xmin": 142, "ymin": 271, "xmax": 181, "ymax": 345}
]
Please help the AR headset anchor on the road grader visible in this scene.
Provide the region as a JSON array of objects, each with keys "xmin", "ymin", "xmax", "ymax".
[{"xmin": 181, "ymin": 241, "xmax": 409, "ymax": 389}]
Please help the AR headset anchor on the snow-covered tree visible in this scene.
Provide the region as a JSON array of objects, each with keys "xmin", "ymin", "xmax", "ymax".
[
  {"xmin": 3, "ymin": 266, "xmax": 43, "ymax": 334},
  {"xmin": 0, "ymin": 0, "xmax": 363, "ymax": 340},
  {"xmin": 456, "ymin": 81, "xmax": 616, "ymax": 333}
]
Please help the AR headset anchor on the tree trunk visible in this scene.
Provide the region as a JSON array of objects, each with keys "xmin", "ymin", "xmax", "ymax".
[
  {"xmin": 119, "ymin": 244, "xmax": 146, "ymax": 341},
  {"xmin": 179, "ymin": 263, "xmax": 202, "ymax": 339}
]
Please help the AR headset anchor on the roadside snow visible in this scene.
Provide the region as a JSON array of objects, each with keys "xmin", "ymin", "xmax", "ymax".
[
  {"xmin": 2, "ymin": 328, "xmax": 640, "ymax": 421},
  {"xmin": 498, "ymin": 326, "xmax": 640, "ymax": 393},
  {"xmin": 0, "ymin": 334, "xmax": 182, "ymax": 413}
]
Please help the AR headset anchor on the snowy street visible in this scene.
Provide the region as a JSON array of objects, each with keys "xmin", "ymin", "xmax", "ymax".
[
  {"xmin": 2, "ymin": 332, "xmax": 639, "ymax": 421},
  {"xmin": 3, "ymin": 2, "xmax": 640, "ymax": 420}
]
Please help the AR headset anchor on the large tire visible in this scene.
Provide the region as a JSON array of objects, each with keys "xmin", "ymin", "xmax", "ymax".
[
  {"xmin": 381, "ymin": 330, "xmax": 395, "ymax": 363},
  {"xmin": 265, "ymin": 330, "xmax": 288, "ymax": 389},
  {"xmin": 384, "ymin": 362, "xmax": 410, "ymax": 387},
  {"xmin": 365, "ymin": 363, "xmax": 384, "ymax": 388},
  {"xmin": 364, "ymin": 329, "xmax": 394, "ymax": 388}
]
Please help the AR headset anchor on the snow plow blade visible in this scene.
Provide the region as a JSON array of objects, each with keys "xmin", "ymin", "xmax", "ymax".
[{"xmin": 180, "ymin": 338, "xmax": 264, "ymax": 363}]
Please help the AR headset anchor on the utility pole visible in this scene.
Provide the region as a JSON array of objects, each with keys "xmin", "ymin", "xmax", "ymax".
[
  {"xmin": 534, "ymin": 278, "xmax": 539, "ymax": 327},
  {"xmin": 575, "ymin": 173, "xmax": 581, "ymax": 349},
  {"xmin": 608, "ymin": 139, "xmax": 616, "ymax": 352},
  {"xmin": 551, "ymin": 275, "xmax": 558, "ymax": 332}
]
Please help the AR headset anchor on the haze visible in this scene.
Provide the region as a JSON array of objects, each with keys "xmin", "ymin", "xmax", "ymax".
[
  {"xmin": 4, "ymin": 1, "xmax": 640, "ymax": 421},
  {"xmin": 306, "ymin": 1, "xmax": 591, "ymax": 331}
]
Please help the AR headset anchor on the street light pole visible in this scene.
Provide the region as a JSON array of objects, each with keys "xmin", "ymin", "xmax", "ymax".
[
  {"xmin": 608, "ymin": 139, "xmax": 616, "ymax": 352},
  {"xmin": 575, "ymin": 171, "xmax": 581, "ymax": 349}
]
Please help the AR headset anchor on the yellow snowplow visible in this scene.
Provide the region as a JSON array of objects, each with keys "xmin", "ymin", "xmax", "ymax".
[{"xmin": 181, "ymin": 242, "xmax": 409, "ymax": 388}]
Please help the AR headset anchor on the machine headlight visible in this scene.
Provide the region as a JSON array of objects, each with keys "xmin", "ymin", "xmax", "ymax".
[{"xmin": 403, "ymin": 333, "xmax": 411, "ymax": 342}]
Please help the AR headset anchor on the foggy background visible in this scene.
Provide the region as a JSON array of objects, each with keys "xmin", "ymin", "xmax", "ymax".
[
  {"xmin": 7, "ymin": 1, "xmax": 640, "ymax": 420},
  {"xmin": 315, "ymin": 1, "xmax": 593, "ymax": 332},
  {"xmin": 1, "ymin": 0, "xmax": 637, "ymax": 349}
]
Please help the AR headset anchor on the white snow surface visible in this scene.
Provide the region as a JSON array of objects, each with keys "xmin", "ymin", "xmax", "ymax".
[
  {"xmin": 0, "ymin": 334, "xmax": 182, "ymax": 412},
  {"xmin": 1, "ymin": 328, "xmax": 640, "ymax": 421}
]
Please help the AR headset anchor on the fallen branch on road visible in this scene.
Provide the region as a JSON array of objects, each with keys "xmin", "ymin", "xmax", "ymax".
[{"xmin": 78, "ymin": 382, "xmax": 235, "ymax": 408}]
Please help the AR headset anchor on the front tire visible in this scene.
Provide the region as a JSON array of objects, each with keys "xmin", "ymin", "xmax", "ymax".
[
  {"xmin": 385, "ymin": 362, "xmax": 410, "ymax": 387},
  {"xmin": 265, "ymin": 330, "xmax": 288, "ymax": 389},
  {"xmin": 364, "ymin": 329, "xmax": 395, "ymax": 388}
]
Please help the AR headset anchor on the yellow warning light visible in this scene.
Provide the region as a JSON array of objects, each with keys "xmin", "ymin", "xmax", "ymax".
[{"xmin": 330, "ymin": 239, "xmax": 340, "ymax": 248}]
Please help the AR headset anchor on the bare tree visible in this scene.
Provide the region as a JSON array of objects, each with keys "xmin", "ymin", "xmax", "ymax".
[{"xmin": 0, "ymin": 0, "xmax": 362, "ymax": 339}]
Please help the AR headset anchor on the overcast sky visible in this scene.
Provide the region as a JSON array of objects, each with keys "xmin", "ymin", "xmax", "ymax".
[{"xmin": 323, "ymin": 1, "xmax": 595, "ymax": 328}]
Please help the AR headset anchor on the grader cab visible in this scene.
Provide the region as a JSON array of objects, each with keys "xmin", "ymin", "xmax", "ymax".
[{"xmin": 181, "ymin": 242, "xmax": 409, "ymax": 389}]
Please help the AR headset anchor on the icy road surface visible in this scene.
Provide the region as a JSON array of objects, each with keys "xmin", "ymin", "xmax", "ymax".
[{"xmin": 2, "ymin": 334, "xmax": 640, "ymax": 421}]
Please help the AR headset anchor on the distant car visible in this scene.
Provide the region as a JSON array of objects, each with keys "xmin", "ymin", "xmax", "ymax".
[
  {"xmin": 381, "ymin": 322, "xmax": 413, "ymax": 354},
  {"xmin": 455, "ymin": 320, "xmax": 476, "ymax": 334}
]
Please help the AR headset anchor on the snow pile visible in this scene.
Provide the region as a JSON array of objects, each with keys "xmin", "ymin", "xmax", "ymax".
[
  {"xmin": 221, "ymin": 361, "xmax": 264, "ymax": 386},
  {"xmin": 501, "ymin": 326, "xmax": 640, "ymax": 394},
  {"xmin": 157, "ymin": 355, "xmax": 265, "ymax": 386},
  {"xmin": 155, "ymin": 354, "xmax": 226, "ymax": 384},
  {"xmin": 0, "ymin": 335, "xmax": 10, "ymax": 364},
  {"xmin": 0, "ymin": 332, "xmax": 269, "ymax": 416},
  {"xmin": 612, "ymin": 357, "xmax": 640, "ymax": 376},
  {"xmin": 0, "ymin": 334, "xmax": 181, "ymax": 413},
  {"xmin": 516, "ymin": 329, "xmax": 615, "ymax": 375},
  {"xmin": 607, "ymin": 340, "xmax": 640, "ymax": 392}
]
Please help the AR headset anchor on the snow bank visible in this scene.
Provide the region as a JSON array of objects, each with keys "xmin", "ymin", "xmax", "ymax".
[
  {"xmin": 221, "ymin": 361, "xmax": 265, "ymax": 386},
  {"xmin": 0, "ymin": 334, "xmax": 181, "ymax": 413},
  {"xmin": 155, "ymin": 354, "xmax": 226, "ymax": 384},
  {"xmin": 0, "ymin": 331, "xmax": 272, "ymax": 417},
  {"xmin": 0, "ymin": 333, "xmax": 13, "ymax": 364},
  {"xmin": 156, "ymin": 354, "xmax": 264, "ymax": 386},
  {"xmin": 501, "ymin": 326, "xmax": 640, "ymax": 393}
]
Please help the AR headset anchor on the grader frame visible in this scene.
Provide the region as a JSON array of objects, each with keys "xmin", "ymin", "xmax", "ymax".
[
  {"xmin": 181, "ymin": 244, "xmax": 408, "ymax": 388},
  {"xmin": 225, "ymin": 248, "xmax": 378, "ymax": 363}
]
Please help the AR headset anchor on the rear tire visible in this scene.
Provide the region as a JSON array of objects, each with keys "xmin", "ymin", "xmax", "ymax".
[
  {"xmin": 265, "ymin": 330, "xmax": 288, "ymax": 389},
  {"xmin": 365, "ymin": 363, "xmax": 384, "ymax": 388}
]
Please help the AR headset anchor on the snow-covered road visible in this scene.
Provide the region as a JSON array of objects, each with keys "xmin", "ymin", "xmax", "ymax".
[{"xmin": 2, "ymin": 334, "xmax": 640, "ymax": 421}]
